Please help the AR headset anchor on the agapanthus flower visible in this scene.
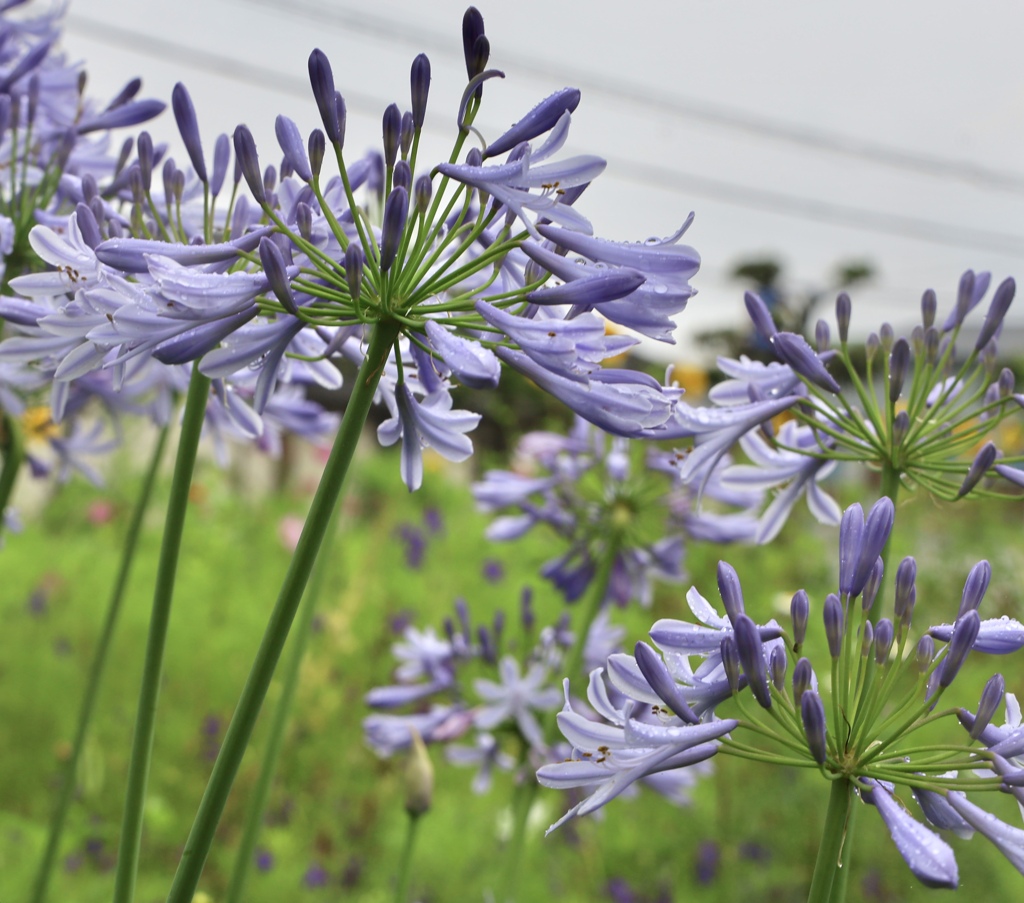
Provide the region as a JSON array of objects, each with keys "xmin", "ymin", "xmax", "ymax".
[
  {"xmin": 473, "ymin": 417, "xmax": 761, "ymax": 608},
  {"xmin": 679, "ymin": 274, "xmax": 1024, "ymax": 542},
  {"xmin": 1, "ymin": 7, "xmax": 700, "ymax": 490},
  {"xmin": 540, "ymin": 496, "xmax": 1024, "ymax": 890}
]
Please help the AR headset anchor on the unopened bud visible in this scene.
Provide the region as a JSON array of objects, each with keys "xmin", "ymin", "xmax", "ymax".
[
  {"xmin": 889, "ymin": 338, "xmax": 910, "ymax": 403},
  {"xmin": 874, "ymin": 619, "xmax": 894, "ymax": 665},
  {"xmin": 404, "ymin": 729, "xmax": 434, "ymax": 817},
  {"xmin": 836, "ymin": 292, "xmax": 851, "ymax": 343},
  {"xmin": 801, "ymin": 690, "xmax": 828, "ymax": 765},
  {"xmin": 790, "ymin": 589, "xmax": 809, "ymax": 650},
  {"xmin": 717, "ymin": 561, "xmax": 745, "ymax": 625},
  {"xmin": 921, "ymin": 288, "xmax": 937, "ymax": 328},
  {"xmin": 823, "ymin": 593, "xmax": 844, "ymax": 659},
  {"xmin": 971, "ymin": 673, "xmax": 1005, "ymax": 740}
]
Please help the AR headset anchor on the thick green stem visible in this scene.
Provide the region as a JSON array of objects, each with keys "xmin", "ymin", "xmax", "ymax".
[
  {"xmin": 0, "ymin": 409, "xmax": 24, "ymax": 542},
  {"xmin": 29, "ymin": 425, "xmax": 169, "ymax": 903},
  {"xmin": 807, "ymin": 778, "xmax": 855, "ymax": 903},
  {"xmin": 394, "ymin": 812, "xmax": 422, "ymax": 903},
  {"xmin": 223, "ymin": 509, "xmax": 340, "ymax": 903},
  {"xmin": 166, "ymin": 320, "xmax": 400, "ymax": 903},
  {"xmin": 113, "ymin": 370, "xmax": 210, "ymax": 903}
]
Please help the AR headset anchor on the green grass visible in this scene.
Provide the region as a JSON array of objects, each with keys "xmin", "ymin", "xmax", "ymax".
[{"xmin": 1, "ymin": 446, "xmax": 1023, "ymax": 902}]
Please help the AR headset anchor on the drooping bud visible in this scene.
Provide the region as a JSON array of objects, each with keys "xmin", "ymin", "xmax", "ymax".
[
  {"xmin": 792, "ymin": 657, "xmax": 814, "ymax": 706},
  {"xmin": 957, "ymin": 560, "xmax": 991, "ymax": 618},
  {"xmin": 410, "ymin": 53, "xmax": 431, "ymax": 129},
  {"xmin": 894, "ymin": 557, "xmax": 917, "ymax": 627},
  {"xmin": 382, "ymin": 103, "xmax": 402, "ymax": 168},
  {"xmin": 720, "ymin": 636, "xmax": 742, "ymax": 696},
  {"xmin": 716, "ymin": 561, "xmax": 745, "ymax": 625},
  {"xmin": 308, "ymin": 49, "xmax": 342, "ymax": 144},
  {"xmin": 874, "ymin": 619, "xmax": 894, "ymax": 665},
  {"xmin": 275, "ymin": 115, "xmax": 312, "ymax": 182},
  {"xmin": 380, "ymin": 186, "xmax": 409, "ymax": 272},
  {"xmin": 393, "ymin": 160, "xmax": 412, "ymax": 192},
  {"xmin": 404, "ymin": 729, "xmax": 434, "ymax": 817},
  {"xmin": 956, "ymin": 442, "xmax": 997, "ymax": 499},
  {"xmin": 734, "ymin": 614, "xmax": 771, "ymax": 709},
  {"xmin": 344, "ymin": 243, "xmax": 364, "ymax": 302},
  {"xmin": 815, "ymin": 319, "xmax": 830, "ymax": 353},
  {"xmin": 915, "ymin": 635, "xmax": 935, "ymax": 674},
  {"xmin": 414, "ymin": 174, "xmax": 432, "ymax": 214},
  {"xmin": 210, "ymin": 133, "xmax": 230, "ymax": 197},
  {"xmin": 769, "ymin": 645, "xmax": 787, "ymax": 691},
  {"xmin": 745, "ymin": 291, "xmax": 777, "ymax": 342},
  {"xmin": 892, "ymin": 410, "xmax": 910, "ymax": 448},
  {"xmin": 836, "ymin": 291, "xmax": 851, "ymax": 343},
  {"xmin": 801, "ymin": 690, "xmax": 828, "ymax": 765},
  {"xmin": 861, "ymin": 557, "xmax": 884, "ymax": 613},
  {"xmin": 889, "ymin": 338, "xmax": 910, "ymax": 403},
  {"xmin": 921, "ymin": 288, "xmax": 937, "ymax": 328},
  {"xmin": 773, "ymin": 331, "xmax": 841, "ymax": 393},
  {"xmin": 938, "ymin": 611, "xmax": 980, "ymax": 688},
  {"xmin": 635, "ymin": 641, "xmax": 698, "ymax": 724},
  {"xmin": 971, "ymin": 673, "xmax": 1005, "ymax": 740},
  {"xmin": 484, "ymin": 87, "xmax": 581, "ymax": 159},
  {"xmin": 975, "ymin": 277, "xmax": 1015, "ymax": 351},
  {"xmin": 171, "ymin": 83, "xmax": 206, "ymax": 183},
  {"xmin": 823, "ymin": 594, "xmax": 844, "ymax": 659},
  {"xmin": 232, "ymin": 125, "xmax": 266, "ymax": 205},
  {"xmin": 790, "ymin": 589, "xmax": 809, "ymax": 650},
  {"xmin": 259, "ymin": 237, "xmax": 298, "ymax": 316}
]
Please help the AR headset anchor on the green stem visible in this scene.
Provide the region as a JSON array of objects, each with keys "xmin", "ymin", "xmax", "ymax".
[
  {"xmin": 166, "ymin": 319, "xmax": 400, "ymax": 903},
  {"xmin": 394, "ymin": 813, "xmax": 422, "ymax": 903},
  {"xmin": 498, "ymin": 771, "xmax": 539, "ymax": 903},
  {"xmin": 223, "ymin": 507, "xmax": 341, "ymax": 903},
  {"xmin": 0, "ymin": 409, "xmax": 24, "ymax": 542},
  {"xmin": 29, "ymin": 425, "xmax": 169, "ymax": 903},
  {"xmin": 806, "ymin": 777, "xmax": 854, "ymax": 903},
  {"xmin": 113, "ymin": 369, "xmax": 210, "ymax": 903}
]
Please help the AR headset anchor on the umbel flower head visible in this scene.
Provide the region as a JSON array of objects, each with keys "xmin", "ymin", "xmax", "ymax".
[
  {"xmin": 675, "ymin": 273, "xmax": 1024, "ymax": 541},
  {"xmin": 539, "ymin": 496, "xmax": 1024, "ymax": 889},
  {"xmin": 0, "ymin": 7, "xmax": 700, "ymax": 490},
  {"xmin": 472, "ymin": 416, "xmax": 763, "ymax": 607}
]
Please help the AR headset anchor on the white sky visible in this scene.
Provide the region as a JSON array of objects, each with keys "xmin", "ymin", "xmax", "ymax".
[{"xmin": 58, "ymin": 0, "xmax": 1024, "ymax": 361}]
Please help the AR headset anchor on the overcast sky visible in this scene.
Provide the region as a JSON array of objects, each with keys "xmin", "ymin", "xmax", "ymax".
[{"xmin": 58, "ymin": 0, "xmax": 1024, "ymax": 361}]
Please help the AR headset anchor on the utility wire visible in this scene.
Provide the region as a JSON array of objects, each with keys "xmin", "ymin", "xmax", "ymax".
[
  {"xmin": 64, "ymin": 13, "xmax": 1024, "ymax": 258},
  {"xmin": 237, "ymin": 0, "xmax": 1024, "ymax": 196}
]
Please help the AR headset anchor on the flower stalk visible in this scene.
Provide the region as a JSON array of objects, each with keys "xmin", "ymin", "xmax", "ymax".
[{"xmin": 807, "ymin": 778, "xmax": 854, "ymax": 903}]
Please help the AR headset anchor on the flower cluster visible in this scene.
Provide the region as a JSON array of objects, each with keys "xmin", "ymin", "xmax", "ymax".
[
  {"xmin": 473, "ymin": 416, "xmax": 762, "ymax": 607},
  {"xmin": 540, "ymin": 496, "xmax": 1024, "ymax": 888},
  {"xmin": 665, "ymin": 272, "xmax": 1023, "ymax": 543}
]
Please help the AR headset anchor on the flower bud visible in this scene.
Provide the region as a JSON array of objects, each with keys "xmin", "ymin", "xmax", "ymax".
[
  {"xmin": 75, "ymin": 203, "xmax": 101, "ymax": 250},
  {"xmin": 520, "ymin": 587, "xmax": 534, "ymax": 632},
  {"xmin": 400, "ymin": 111, "xmax": 414, "ymax": 157},
  {"xmin": 404, "ymin": 729, "xmax": 434, "ymax": 817},
  {"xmin": 851, "ymin": 497, "xmax": 894, "ymax": 599},
  {"xmin": 865, "ymin": 331, "xmax": 880, "ymax": 363},
  {"xmin": 477, "ymin": 625, "xmax": 495, "ymax": 664},
  {"xmin": 393, "ymin": 160, "xmax": 412, "ymax": 192},
  {"xmin": 414, "ymin": 174, "xmax": 432, "ymax": 214},
  {"xmin": 971, "ymin": 673, "xmax": 1005, "ymax": 741},
  {"xmin": 734, "ymin": 614, "xmax": 771, "ymax": 709},
  {"xmin": 879, "ymin": 322, "xmax": 894, "ymax": 353},
  {"xmin": 915, "ymin": 635, "xmax": 935, "ymax": 674},
  {"xmin": 745, "ymin": 291, "xmax": 777, "ymax": 341},
  {"xmin": 998, "ymin": 367, "xmax": 1015, "ymax": 398},
  {"xmin": 307, "ymin": 128, "xmax": 325, "ymax": 180},
  {"xmin": 893, "ymin": 556, "xmax": 916, "ymax": 625},
  {"xmin": 716, "ymin": 561, "xmax": 745, "ymax": 625},
  {"xmin": 773, "ymin": 331, "xmax": 841, "ymax": 393},
  {"xmin": 171, "ymin": 82, "xmax": 206, "ymax": 183},
  {"xmin": 635, "ymin": 641, "xmax": 698, "ymax": 724},
  {"xmin": 462, "ymin": 6, "xmax": 487, "ymax": 79},
  {"xmin": 975, "ymin": 277, "xmax": 1015, "ymax": 351},
  {"xmin": 956, "ymin": 442, "xmax": 997, "ymax": 499},
  {"xmin": 888, "ymin": 337, "xmax": 910, "ymax": 404},
  {"xmin": 823, "ymin": 593, "xmax": 844, "ymax": 659},
  {"xmin": 790, "ymin": 589, "xmax": 809, "ymax": 650},
  {"xmin": 838, "ymin": 503, "xmax": 864, "ymax": 598},
  {"xmin": 801, "ymin": 690, "xmax": 828, "ymax": 765},
  {"xmin": 410, "ymin": 53, "xmax": 431, "ymax": 129},
  {"xmin": 275, "ymin": 114, "xmax": 312, "ymax": 182},
  {"xmin": 874, "ymin": 619, "xmax": 894, "ymax": 665},
  {"xmin": 720, "ymin": 636, "xmax": 741, "ymax": 696},
  {"xmin": 259, "ymin": 236, "xmax": 298, "ymax": 316},
  {"xmin": 861, "ymin": 557, "xmax": 884, "ymax": 613},
  {"xmin": 921, "ymin": 288, "xmax": 937, "ymax": 328},
  {"xmin": 938, "ymin": 611, "xmax": 980, "ymax": 689},
  {"xmin": 308, "ymin": 49, "xmax": 342, "ymax": 144},
  {"xmin": 957, "ymin": 560, "xmax": 991, "ymax": 618},
  {"xmin": 923, "ymin": 326, "xmax": 939, "ymax": 364},
  {"xmin": 951, "ymin": 270, "xmax": 975, "ymax": 329},
  {"xmin": 815, "ymin": 318, "xmax": 830, "ymax": 352},
  {"xmin": 792, "ymin": 657, "xmax": 814, "ymax": 706},
  {"xmin": 860, "ymin": 620, "xmax": 874, "ymax": 658},
  {"xmin": 211, "ymin": 133, "xmax": 230, "ymax": 196},
  {"xmin": 836, "ymin": 291, "xmax": 851, "ymax": 343},
  {"xmin": 345, "ymin": 243, "xmax": 364, "ymax": 302},
  {"xmin": 770, "ymin": 645, "xmax": 787, "ymax": 691},
  {"xmin": 263, "ymin": 164, "xmax": 277, "ymax": 196},
  {"xmin": 484, "ymin": 86, "xmax": 581, "ymax": 159},
  {"xmin": 296, "ymin": 202, "xmax": 313, "ymax": 242},
  {"xmin": 382, "ymin": 102, "xmax": 402, "ymax": 168},
  {"xmin": 380, "ymin": 186, "xmax": 409, "ymax": 272},
  {"xmin": 892, "ymin": 410, "xmax": 910, "ymax": 448},
  {"xmin": 232, "ymin": 124, "xmax": 265, "ymax": 205},
  {"xmin": 136, "ymin": 130, "xmax": 153, "ymax": 192}
]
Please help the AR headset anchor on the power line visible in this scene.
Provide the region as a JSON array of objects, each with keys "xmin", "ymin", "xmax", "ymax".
[
  {"xmin": 63, "ymin": 13, "xmax": 1024, "ymax": 258},
  {"xmin": 236, "ymin": 0, "xmax": 1024, "ymax": 196}
]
